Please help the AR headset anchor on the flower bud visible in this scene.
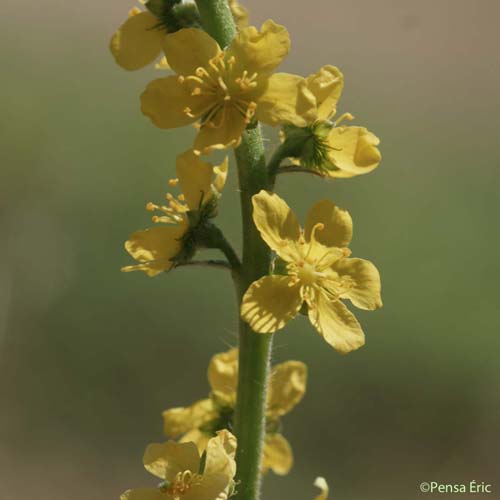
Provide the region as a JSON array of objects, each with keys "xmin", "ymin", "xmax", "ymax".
[{"xmin": 281, "ymin": 121, "xmax": 333, "ymax": 171}]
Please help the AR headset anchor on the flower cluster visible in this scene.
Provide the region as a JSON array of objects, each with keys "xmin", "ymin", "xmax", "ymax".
[
  {"xmin": 112, "ymin": 0, "xmax": 382, "ymax": 498},
  {"xmin": 162, "ymin": 348, "xmax": 307, "ymax": 475}
]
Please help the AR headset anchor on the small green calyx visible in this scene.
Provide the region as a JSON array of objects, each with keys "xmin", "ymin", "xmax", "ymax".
[
  {"xmin": 271, "ymin": 256, "xmax": 288, "ymax": 276},
  {"xmin": 158, "ymin": 480, "xmax": 171, "ymax": 492},
  {"xmin": 146, "ymin": 0, "xmax": 201, "ymax": 33},
  {"xmin": 171, "ymin": 217, "xmax": 224, "ymax": 265},
  {"xmin": 282, "ymin": 121, "xmax": 333, "ymax": 172}
]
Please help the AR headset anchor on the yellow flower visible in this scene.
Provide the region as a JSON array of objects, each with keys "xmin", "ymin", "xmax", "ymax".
[
  {"xmin": 313, "ymin": 477, "xmax": 329, "ymax": 500},
  {"xmin": 109, "ymin": 1, "xmax": 248, "ymax": 71},
  {"xmin": 120, "ymin": 430, "xmax": 237, "ymax": 500},
  {"xmin": 240, "ymin": 191, "xmax": 382, "ymax": 354},
  {"xmin": 163, "ymin": 348, "xmax": 307, "ymax": 475},
  {"xmin": 296, "ymin": 65, "xmax": 381, "ymax": 177},
  {"xmin": 122, "ymin": 150, "xmax": 227, "ymax": 276},
  {"xmin": 110, "ymin": 4, "xmax": 167, "ymax": 71},
  {"xmin": 141, "ymin": 20, "xmax": 316, "ymax": 154}
]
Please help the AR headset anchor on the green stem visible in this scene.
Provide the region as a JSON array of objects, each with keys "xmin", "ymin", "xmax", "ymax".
[
  {"xmin": 276, "ymin": 165, "xmax": 325, "ymax": 178},
  {"xmin": 192, "ymin": 3, "xmax": 272, "ymax": 499},
  {"xmin": 175, "ymin": 259, "xmax": 232, "ymax": 271},
  {"xmin": 194, "ymin": 0, "xmax": 236, "ymax": 47},
  {"xmin": 203, "ymin": 223, "xmax": 242, "ymax": 271},
  {"xmin": 199, "ymin": 222, "xmax": 243, "ymax": 290},
  {"xmin": 233, "ymin": 126, "xmax": 273, "ymax": 500},
  {"xmin": 266, "ymin": 141, "xmax": 292, "ymax": 186}
]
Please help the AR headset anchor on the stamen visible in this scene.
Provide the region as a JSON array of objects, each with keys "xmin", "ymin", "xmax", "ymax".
[
  {"xmin": 334, "ymin": 112, "xmax": 354, "ymax": 127},
  {"xmin": 217, "ymin": 76, "xmax": 228, "ymax": 93},
  {"xmin": 209, "ymin": 57, "xmax": 222, "ymax": 73},
  {"xmin": 310, "ymin": 223, "xmax": 325, "ymax": 243},
  {"xmin": 168, "ymin": 178, "xmax": 179, "ymax": 187},
  {"xmin": 195, "ymin": 67, "xmax": 210, "ymax": 78},
  {"xmin": 200, "ymin": 103, "xmax": 223, "ymax": 128},
  {"xmin": 208, "ymin": 104, "xmax": 227, "ymax": 129},
  {"xmin": 183, "ymin": 107, "xmax": 197, "ymax": 118}
]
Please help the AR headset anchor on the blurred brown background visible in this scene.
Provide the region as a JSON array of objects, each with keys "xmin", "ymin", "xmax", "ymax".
[{"xmin": 1, "ymin": 0, "xmax": 500, "ymax": 499}]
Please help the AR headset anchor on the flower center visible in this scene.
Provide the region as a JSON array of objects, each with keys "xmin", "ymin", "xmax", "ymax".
[
  {"xmin": 179, "ymin": 54, "xmax": 258, "ymax": 129},
  {"xmin": 161, "ymin": 470, "xmax": 201, "ymax": 497},
  {"xmin": 295, "ymin": 261, "xmax": 321, "ymax": 286}
]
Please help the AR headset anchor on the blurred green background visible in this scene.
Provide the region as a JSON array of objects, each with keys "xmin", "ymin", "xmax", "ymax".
[{"xmin": 1, "ymin": 0, "xmax": 500, "ymax": 499}]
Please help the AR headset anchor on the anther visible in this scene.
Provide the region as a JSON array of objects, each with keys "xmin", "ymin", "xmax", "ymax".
[
  {"xmin": 195, "ymin": 67, "xmax": 209, "ymax": 78},
  {"xmin": 168, "ymin": 178, "xmax": 179, "ymax": 187},
  {"xmin": 183, "ymin": 107, "xmax": 196, "ymax": 118},
  {"xmin": 334, "ymin": 112, "xmax": 354, "ymax": 127}
]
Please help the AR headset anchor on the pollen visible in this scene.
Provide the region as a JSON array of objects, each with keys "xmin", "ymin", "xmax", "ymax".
[
  {"xmin": 177, "ymin": 53, "xmax": 261, "ymax": 130},
  {"xmin": 165, "ymin": 470, "xmax": 201, "ymax": 497}
]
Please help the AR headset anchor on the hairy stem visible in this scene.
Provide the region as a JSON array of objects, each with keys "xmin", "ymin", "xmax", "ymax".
[
  {"xmin": 193, "ymin": 3, "xmax": 272, "ymax": 499},
  {"xmin": 194, "ymin": 0, "xmax": 236, "ymax": 47},
  {"xmin": 233, "ymin": 126, "xmax": 273, "ymax": 500}
]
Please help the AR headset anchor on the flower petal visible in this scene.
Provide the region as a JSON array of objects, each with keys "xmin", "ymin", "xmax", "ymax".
[
  {"xmin": 204, "ymin": 430, "xmax": 237, "ymax": 478},
  {"xmin": 228, "ymin": 20, "xmax": 290, "ymax": 74},
  {"xmin": 179, "ymin": 429, "xmax": 211, "ymax": 454},
  {"xmin": 262, "ymin": 434, "xmax": 293, "ymax": 476},
  {"xmin": 251, "ymin": 190, "xmax": 302, "ymax": 262},
  {"xmin": 305, "ymin": 65, "xmax": 344, "ymax": 121},
  {"xmin": 110, "ymin": 12, "xmax": 164, "ymax": 71},
  {"xmin": 313, "ymin": 477, "xmax": 329, "ymax": 500},
  {"xmin": 267, "ymin": 361, "xmax": 307, "ymax": 418},
  {"xmin": 241, "ymin": 275, "xmax": 302, "ymax": 333},
  {"xmin": 213, "ymin": 157, "xmax": 229, "ymax": 194},
  {"xmin": 176, "ymin": 150, "xmax": 214, "ymax": 210},
  {"xmin": 122, "ymin": 224, "xmax": 187, "ymax": 277},
  {"xmin": 162, "ymin": 398, "xmax": 216, "ymax": 438},
  {"xmin": 333, "ymin": 258, "xmax": 382, "ymax": 310},
  {"xmin": 141, "ymin": 76, "xmax": 210, "ymax": 129},
  {"xmin": 304, "ymin": 199, "xmax": 353, "ymax": 248},
  {"xmin": 163, "ymin": 28, "xmax": 221, "ymax": 76},
  {"xmin": 120, "ymin": 488, "xmax": 164, "ymax": 500},
  {"xmin": 143, "ymin": 441, "xmax": 200, "ymax": 481},
  {"xmin": 207, "ymin": 348, "xmax": 239, "ymax": 397},
  {"xmin": 327, "ymin": 126, "xmax": 381, "ymax": 178},
  {"xmin": 183, "ymin": 473, "xmax": 229, "ymax": 500},
  {"xmin": 308, "ymin": 292, "xmax": 365, "ymax": 354},
  {"xmin": 229, "ymin": 0, "xmax": 249, "ymax": 28},
  {"xmin": 256, "ymin": 73, "xmax": 316, "ymax": 127},
  {"xmin": 193, "ymin": 106, "xmax": 247, "ymax": 154}
]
